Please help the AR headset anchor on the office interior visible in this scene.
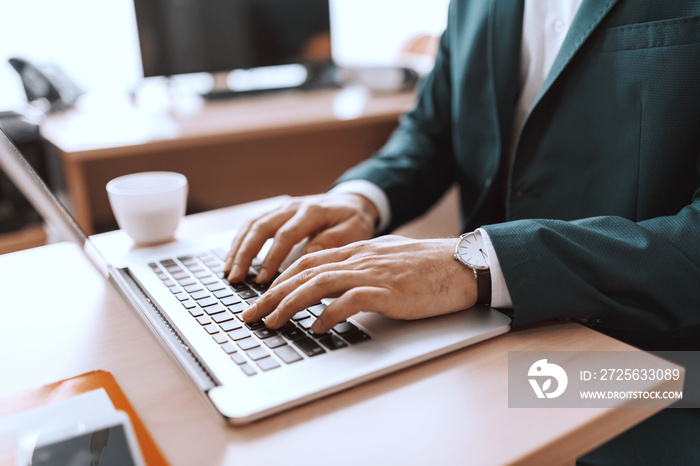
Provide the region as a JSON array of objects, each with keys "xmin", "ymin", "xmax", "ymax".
[
  {"xmin": 0, "ymin": 1, "xmax": 694, "ymax": 466},
  {"xmin": 0, "ymin": 0, "xmax": 450, "ymax": 253}
]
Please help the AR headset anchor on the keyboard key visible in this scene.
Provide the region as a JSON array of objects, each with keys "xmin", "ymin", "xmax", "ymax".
[
  {"xmin": 194, "ymin": 271, "xmax": 212, "ymax": 279},
  {"xmin": 231, "ymin": 353, "xmax": 247, "ymax": 365},
  {"xmin": 174, "ymin": 293, "xmax": 189, "ymax": 302},
  {"xmin": 293, "ymin": 337, "xmax": 325, "ymax": 357},
  {"xmin": 189, "ymin": 308, "xmax": 204, "ymax": 318},
  {"xmin": 307, "ymin": 303, "xmax": 326, "ymax": 317},
  {"xmin": 292, "ymin": 311, "xmax": 310, "ymax": 321},
  {"xmin": 228, "ymin": 302, "xmax": 247, "ymax": 314},
  {"xmin": 264, "ymin": 336, "xmax": 287, "ymax": 349},
  {"xmin": 220, "ymin": 320, "xmax": 242, "ymax": 332},
  {"xmin": 319, "ymin": 335, "xmax": 348, "ymax": 351},
  {"xmin": 230, "ymin": 282, "xmax": 249, "ymax": 292},
  {"xmin": 184, "ymin": 284, "xmax": 203, "ymax": 294},
  {"xmin": 221, "ymin": 296, "xmax": 242, "ymax": 307},
  {"xmin": 343, "ymin": 330, "xmax": 371, "ymax": 344},
  {"xmin": 181, "ymin": 299, "xmax": 196, "ymax": 310},
  {"xmin": 202, "ymin": 324, "xmax": 219, "ymax": 335},
  {"xmin": 255, "ymin": 328, "xmax": 277, "ymax": 339},
  {"xmin": 163, "ymin": 279, "xmax": 176, "ymax": 288},
  {"xmin": 237, "ymin": 337, "xmax": 260, "ymax": 351},
  {"xmin": 274, "ymin": 346, "xmax": 303, "ymax": 364},
  {"xmin": 177, "ymin": 278, "xmax": 196, "ymax": 287},
  {"xmin": 237, "ymin": 289, "xmax": 258, "ymax": 300},
  {"xmin": 256, "ymin": 357, "xmax": 281, "ymax": 372},
  {"xmin": 332, "ymin": 321, "xmax": 358, "ymax": 335},
  {"xmin": 246, "ymin": 347, "xmax": 270, "ymax": 361},
  {"xmin": 297, "ymin": 318, "xmax": 315, "ymax": 331},
  {"xmin": 214, "ymin": 289, "xmax": 234, "ymax": 299},
  {"xmin": 276, "ymin": 322, "xmax": 297, "ymax": 332},
  {"xmin": 249, "ymin": 281, "xmax": 269, "ymax": 292},
  {"xmin": 212, "ymin": 333, "xmax": 228, "ymax": 344},
  {"xmin": 228, "ymin": 328, "xmax": 252, "ymax": 341},
  {"xmin": 240, "ymin": 363, "xmax": 257, "ymax": 376},
  {"xmin": 245, "ymin": 320, "xmax": 266, "ymax": 331},
  {"xmin": 196, "ymin": 315, "xmax": 212, "ymax": 325},
  {"xmin": 281, "ymin": 327, "xmax": 305, "ymax": 341},
  {"xmin": 221, "ymin": 342, "xmax": 237, "ymax": 354},
  {"xmin": 206, "ymin": 280, "xmax": 226, "ymax": 291},
  {"xmin": 197, "ymin": 297, "xmax": 219, "ymax": 308},
  {"xmin": 203, "ymin": 303, "xmax": 226, "ymax": 315},
  {"xmin": 212, "ymin": 311, "xmax": 234, "ymax": 324},
  {"xmin": 190, "ymin": 290, "xmax": 211, "ymax": 301},
  {"xmin": 245, "ymin": 296, "xmax": 259, "ymax": 305}
]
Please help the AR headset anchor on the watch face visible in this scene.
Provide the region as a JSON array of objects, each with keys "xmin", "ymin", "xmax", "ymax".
[{"xmin": 456, "ymin": 232, "xmax": 489, "ymax": 269}]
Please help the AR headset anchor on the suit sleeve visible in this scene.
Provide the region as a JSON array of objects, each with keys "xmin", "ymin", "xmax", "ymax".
[
  {"xmin": 483, "ymin": 192, "xmax": 700, "ymax": 342},
  {"xmin": 334, "ymin": 4, "xmax": 457, "ymax": 233}
]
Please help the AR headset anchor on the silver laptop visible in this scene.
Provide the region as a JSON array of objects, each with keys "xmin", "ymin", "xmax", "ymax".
[{"xmin": 0, "ymin": 126, "xmax": 511, "ymax": 424}]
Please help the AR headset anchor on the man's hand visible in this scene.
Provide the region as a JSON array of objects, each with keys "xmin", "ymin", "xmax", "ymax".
[
  {"xmin": 241, "ymin": 235, "xmax": 479, "ymax": 333},
  {"xmin": 223, "ymin": 192, "xmax": 379, "ymax": 284}
]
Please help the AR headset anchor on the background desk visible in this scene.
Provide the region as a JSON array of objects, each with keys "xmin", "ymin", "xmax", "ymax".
[
  {"xmin": 0, "ymin": 199, "xmax": 677, "ymax": 466},
  {"xmin": 40, "ymin": 88, "xmax": 416, "ymax": 234}
]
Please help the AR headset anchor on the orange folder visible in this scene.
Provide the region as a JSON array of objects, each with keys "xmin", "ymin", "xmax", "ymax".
[{"xmin": 0, "ymin": 370, "xmax": 168, "ymax": 465}]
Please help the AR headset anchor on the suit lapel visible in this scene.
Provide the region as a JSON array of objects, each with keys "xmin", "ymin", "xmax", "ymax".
[{"xmin": 535, "ymin": 0, "xmax": 620, "ymax": 106}]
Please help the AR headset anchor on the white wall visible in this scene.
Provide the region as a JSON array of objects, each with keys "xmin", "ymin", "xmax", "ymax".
[{"xmin": 0, "ymin": 0, "xmax": 449, "ymax": 109}]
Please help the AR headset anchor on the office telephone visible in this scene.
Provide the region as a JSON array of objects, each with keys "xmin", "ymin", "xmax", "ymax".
[{"xmin": 8, "ymin": 57, "xmax": 83, "ymax": 113}]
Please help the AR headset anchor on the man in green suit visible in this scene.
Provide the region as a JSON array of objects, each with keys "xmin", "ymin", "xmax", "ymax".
[{"xmin": 224, "ymin": 1, "xmax": 700, "ymax": 463}]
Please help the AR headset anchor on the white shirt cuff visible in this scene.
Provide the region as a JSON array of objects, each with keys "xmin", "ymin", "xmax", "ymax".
[
  {"xmin": 329, "ymin": 180, "xmax": 392, "ymax": 233},
  {"xmin": 477, "ymin": 228, "xmax": 513, "ymax": 309}
]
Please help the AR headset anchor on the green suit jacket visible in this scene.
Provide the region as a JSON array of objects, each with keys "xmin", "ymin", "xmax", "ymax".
[{"xmin": 338, "ymin": 0, "xmax": 700, "ymax": 350}]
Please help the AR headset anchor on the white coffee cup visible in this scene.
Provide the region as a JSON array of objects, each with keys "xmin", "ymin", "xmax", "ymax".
[{"xmin": 106, "ymin": 172, "xmax": 188, "ymax": 244}]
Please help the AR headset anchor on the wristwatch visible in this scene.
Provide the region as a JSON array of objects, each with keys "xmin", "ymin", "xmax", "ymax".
[{"xmin": 453, "ymin": 230, "xmax": 492, "ymax": 307}]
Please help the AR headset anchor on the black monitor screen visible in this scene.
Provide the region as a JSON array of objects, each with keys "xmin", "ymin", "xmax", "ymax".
[{"xmin": 133, "ymin": 0, "xmax": 332, "ymax": 78}]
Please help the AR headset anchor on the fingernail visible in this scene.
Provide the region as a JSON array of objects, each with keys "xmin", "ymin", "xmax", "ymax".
[
  {"xmin": 256, "ymin": 267, "xmax": 268, "ymax": 283},
  {"xmin": 229, "ymin": 265, "xmax": 240, "ymax": 281},
  {"xmin": 265, "ymin": 313, "xmax": 278, "ymax": 328},
  {"xmin": 242, "ymin": 307, "xmax": 255, "ymax": 320},
  {"xmin": 311, "ymin": 320, "xmax": 322, "ymax": 333}
]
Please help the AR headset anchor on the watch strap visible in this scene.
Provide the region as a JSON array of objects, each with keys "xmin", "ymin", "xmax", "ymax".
[{"xmin": 475, "ymin": 268, "xmax": 491, "ymax": 307}]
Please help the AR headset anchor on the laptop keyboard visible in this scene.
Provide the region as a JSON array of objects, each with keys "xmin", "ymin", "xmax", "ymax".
[{"xmin": 148, "ymin": 249, "xmax": 371, "ymax": 377}]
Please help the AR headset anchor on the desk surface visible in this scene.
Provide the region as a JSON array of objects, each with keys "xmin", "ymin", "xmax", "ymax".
[{"xmin": 0, "ymin": 200, "xmax": 673, "ymax": 466}]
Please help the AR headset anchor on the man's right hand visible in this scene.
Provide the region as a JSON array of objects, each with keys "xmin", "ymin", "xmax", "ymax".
[{"xmin": 223, "ymin": 192, "xmax": 379, "ymax": 284}]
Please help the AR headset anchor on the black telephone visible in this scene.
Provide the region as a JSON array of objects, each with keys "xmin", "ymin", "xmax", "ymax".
[{"xmin": 8, "ymin": 57, "xmax": 83, "ymax": 113}]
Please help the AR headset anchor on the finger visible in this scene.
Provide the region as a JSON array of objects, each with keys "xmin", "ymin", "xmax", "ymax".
[
  {"xmin": 257, "ymin": 206, "xmax": 327, "ymax": 283},
  {"xmin": 266, "ymin": 270, "xmax": 368, "ymax": 328},
  {"xmin": 268, "ymin": 241, "xmax": 361, "ymax": 290},
  {"xmin": 305, "ymin": 221, "xmax": 362, "ymax": 254},
  {"xmin": 311, "ymin": 287, "xmax": 388, "ymax": 333},
  {"xmin": 223, "ymin": 218, "xmax": 254, "ymax": 276},
  {"xmin": 226, "ymin": 208, "xmax": 295, "ymax": 282},
  {"xmin": 243, "ymin": 268, "xmax": 365, "ymax": 327}
]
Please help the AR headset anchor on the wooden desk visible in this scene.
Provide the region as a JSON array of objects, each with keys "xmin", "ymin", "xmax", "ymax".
[
  {"xmin": 0, "ymin": 200, "xmax": 679, "ymax": 466},
  {"xmin": 40, "ymin": 88, "xmax": 415, "ymax": 234}
]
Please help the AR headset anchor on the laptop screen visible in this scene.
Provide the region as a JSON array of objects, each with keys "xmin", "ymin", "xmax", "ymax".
[{"xmin": 0, "ymin": 126, "xmax": 109, "ymax": 275}]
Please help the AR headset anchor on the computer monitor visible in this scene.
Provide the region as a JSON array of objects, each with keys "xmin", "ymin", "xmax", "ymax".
[{"xmin": 132, "ymin": 0, "xmax": 333, "ymax": 96}]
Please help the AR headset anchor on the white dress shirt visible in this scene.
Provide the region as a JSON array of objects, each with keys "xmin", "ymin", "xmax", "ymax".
[{"xmin": 331, "ymin": 0, "xmax": 584, "ymax": 308}]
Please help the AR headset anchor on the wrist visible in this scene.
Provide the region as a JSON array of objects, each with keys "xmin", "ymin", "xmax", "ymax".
[{"xmin": 345, "ymin": 193, "xmax": 380, "ymax": 232}]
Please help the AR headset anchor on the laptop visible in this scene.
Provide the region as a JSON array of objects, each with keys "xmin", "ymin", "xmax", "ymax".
[{"xmin": 0, "ymin": 126, "xmax": 511, "ymax": 424}]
